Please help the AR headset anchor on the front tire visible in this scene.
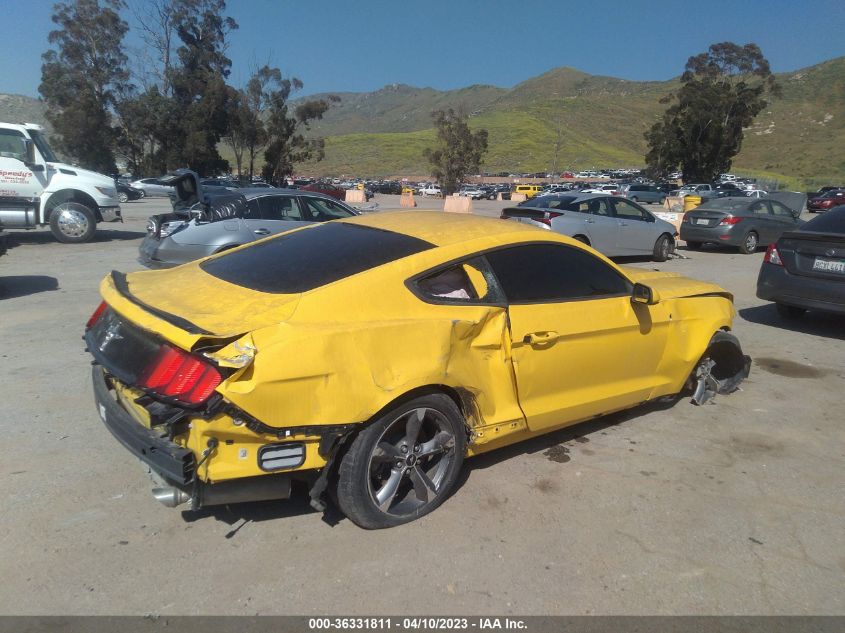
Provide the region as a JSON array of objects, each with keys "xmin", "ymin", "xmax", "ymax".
[
  {"xmin": 336, "ymin": 394, "xmax": 466, "ymax": 529},
  {"xmin": 653, "ymin": 234, "xmax": 673, "ymax": 262},
  {"xmin": 49, "ymin": 202, "xmax": 97, "ymax": 243}
]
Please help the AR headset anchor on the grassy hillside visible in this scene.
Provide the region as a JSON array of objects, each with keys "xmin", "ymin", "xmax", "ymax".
[
  {"xmin": 6, "ymin": 56, "xmax": 843, "ymax": 188},
  {"xmin": 300, "ymin": 57, "xmax": 845, "ymax": 188}
]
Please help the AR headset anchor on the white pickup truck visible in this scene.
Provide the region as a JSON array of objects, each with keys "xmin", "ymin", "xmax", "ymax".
[{"xmin": 0, "ymin": 122, "xmax": 121, "ymax": 243}]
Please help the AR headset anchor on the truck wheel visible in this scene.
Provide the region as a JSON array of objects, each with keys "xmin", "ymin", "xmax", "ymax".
[
  {"xmin": 336, "ymin": 394, "xmax": 466, "ymax": 529},
  {"xmin": 49, "ymin": 202, "xmax": 97, "ymax": 243}
]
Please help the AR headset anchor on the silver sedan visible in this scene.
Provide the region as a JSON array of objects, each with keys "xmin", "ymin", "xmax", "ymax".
[
  {"xmin": 139, "ymin": 175, "xmax": 359, "ymax": 268},
  {"xmin": 501, "ymin": 193, "xmax": 678, "ymax": 261}
]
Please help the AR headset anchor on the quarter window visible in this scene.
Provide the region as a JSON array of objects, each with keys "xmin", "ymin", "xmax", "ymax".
[
  {"xmin": 750, "ymin": 201, "xmax": 770, "ymax": 215},
  {"xmin": 413, "ymin": 257, "xmax": 505, "ymax": 305},
  {"xmin": 485, "ymin": 244, "xmax": 631, "ymax": 303},
  {"xmin": 769, "ymin": 201, "xmax": 794, "ymax": 217}
]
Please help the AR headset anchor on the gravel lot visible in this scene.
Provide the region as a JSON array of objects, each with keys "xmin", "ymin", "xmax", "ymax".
[{"xmin": 1, "ymin": 194, "xmax": 843, "ymax": 615}]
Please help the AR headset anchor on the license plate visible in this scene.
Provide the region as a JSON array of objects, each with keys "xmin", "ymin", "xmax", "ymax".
[
  {"xmin": 695, "ymin": 218, "xmax": 709, "ymax": 225},
  {"xmin": 812, "ymin": 257, "xmax": 845, "ymax": 273}
]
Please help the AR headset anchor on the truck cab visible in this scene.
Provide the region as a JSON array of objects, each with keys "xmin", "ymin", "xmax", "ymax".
[{"xmin": 0, "ymin": 122, "xmax": 121, "ymax": 243}]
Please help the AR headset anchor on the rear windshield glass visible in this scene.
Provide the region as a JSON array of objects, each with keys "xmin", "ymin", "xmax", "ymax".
[
  {"xmin": 697, "ymin": 199, "xmax": 750, "ymax": 211},
  {"xmin": 801, "ymin": 207, "xmax": 845, "ymax": 233},
  {"xmin": 200, "ymin": 222, "xmax": 434, "ymax": 293}
]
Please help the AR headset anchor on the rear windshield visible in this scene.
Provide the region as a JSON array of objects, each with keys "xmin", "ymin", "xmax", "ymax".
[
  {"xmin": 200, "ymin": 222, "xmax": 434, "ymax": 293},
  {"xmin": 800, "ymin": 207, "xmax": 845, "ymax": 233},
  {"xmin": 697, "ymin": 199, "xmax": 750, "ymax": 211}
]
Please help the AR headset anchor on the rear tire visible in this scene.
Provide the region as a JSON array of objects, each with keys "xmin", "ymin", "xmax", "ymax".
[
  {"xmin": 738, "ymin": 231, "xmax": 759, "ymax": 254},
  {"xmin": 653, "ymin": 234, "xmax": 673, "ymax": 262},
  {"xmin": 49, "ymin": 202, "xmax": 97, "ymax": 243},
  {"xmin": 776, "ymin": 303, "xmax": 807, "ymax": 319},
  {"xmin": 336, "ymin": 394, "xmax": 466, "ymax": 529},
  {"xmin": 118, "ymin": 191, "xmax": 129, "ymax": 203},
  {"xmin": 138, "ymin": 190, "xmax": 146, "ymax": 198}
]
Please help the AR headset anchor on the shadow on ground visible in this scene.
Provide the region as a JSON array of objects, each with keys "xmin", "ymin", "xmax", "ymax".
[
  {"xmin": 0, "ymin": 275, "xmax": 59, "ymax": 299},
  {"xmin": 3, "ymin": 228, "xmax": 146, "ymax": 249},
  {"xmin": 739, "ymin": 304, "xmax": 845, "ymax": 341},
  {"xmin": 177, "ymin": 399, "xmax": 685, "ymax": 532}
]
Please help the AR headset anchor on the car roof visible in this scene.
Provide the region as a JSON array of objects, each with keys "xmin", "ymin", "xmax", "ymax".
[{"xmin": 335, "ymin": 210, "xmax": 559, "ymax": 248}]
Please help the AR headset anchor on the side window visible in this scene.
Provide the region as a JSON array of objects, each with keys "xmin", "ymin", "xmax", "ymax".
[
  {"xmin": 303, "ymin": 197, "xmax": 355, "ymax": 221},
  {"xmin": 485, "ymin": 243, "xmax": 631, "ymax": 303},
  {"xmin": 412, "ymin": 257, "xmax": 504, "ymax": 304},
  {"xmin": 576, "ymin": 198, "xmax": 610, "ymax": 216},
  {"xmin": 0, "ymin": 129, "xmax": 27, "ymax": 161},
  {"xmin": 258, "ymin": 196, "xmax": 302, "ymax": 221},
  {"xmin": 750, "ymin": 201, "xmax": 770, "ymax": 215},
  {"xmin": 613, "ymin": 198, "xmax": 647, "ymax": 221},
  {"xmin": 770, "ymin": 201, "xmax": 794, "ymax": 217},
  {"xmin": 244, "ymin": 198, "xmax": 261, "ymax": 219}
]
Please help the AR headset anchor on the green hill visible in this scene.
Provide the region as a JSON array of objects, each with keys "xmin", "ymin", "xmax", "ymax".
[{"xmin": 298, "ymin": 57, "xmax": 845, "ymax": 188}]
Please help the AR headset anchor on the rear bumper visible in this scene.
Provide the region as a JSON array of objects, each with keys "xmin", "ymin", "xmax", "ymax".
[
  {"xmin": 756, "ymin": 263, "xmax": 845, "ymax": 314},
  {"xmin": 92, "ymin": 364, "xmax": 195, "ymax": 486},
  {"xmin": 680, "ymin": 224, "xmax": 740, "ymax": 245}
]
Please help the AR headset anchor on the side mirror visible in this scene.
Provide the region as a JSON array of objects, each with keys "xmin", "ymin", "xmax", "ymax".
[
  {"xmin": 632, "ymin": 283, "xmax": 659, "ymax": 305},
  {"xmin": 22, "ymin": 139, "xmax": 44, "ymax": 171}
]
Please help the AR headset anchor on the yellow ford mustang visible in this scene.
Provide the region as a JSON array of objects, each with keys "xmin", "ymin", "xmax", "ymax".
[{"xmin": 85, "ymin": 211, "xmax": 749, "ymax": 528}]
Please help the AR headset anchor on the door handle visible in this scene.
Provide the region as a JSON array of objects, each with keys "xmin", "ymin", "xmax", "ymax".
[
  {"xmin": 585, "ymin": 218, "xmax": 595, "ymax": 223},
  {"xmin": 619, "ymin": 221, "xmax": 629, "ymax": 226},
  {"xmin": 523, "ymin": 331, "xmax": 559, "ymax": 345},
  {"xmin": 253, "ymin": 228, "xmax": 271, "ymax": 235}
]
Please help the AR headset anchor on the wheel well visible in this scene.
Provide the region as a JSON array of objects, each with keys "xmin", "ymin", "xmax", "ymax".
[
  {"xmin": 44, "ymin": 190, "xmax": 100, "ymax": 221},
  {"xmin": 573, "ymin": 234, "xmax": 591, "ymax": 245}
]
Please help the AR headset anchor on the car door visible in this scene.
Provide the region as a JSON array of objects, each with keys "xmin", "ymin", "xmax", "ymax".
[
  {"xmin": 485, "ymin": 243, "xmax": 669, "ymax": 432},
  {"xmin": 611, "ymin": 197, "xmax": 658, "ymax": 255},
  {"xmin": 572, "ymin": 197, "xmax": 619, "ymax": 254},
  {"xmin": 747, "ymin": 199, "xmax": 777, "ymax": 242},
  {"xmin": 241, "ymin": 195, "xmax": 306, "ymax": 241},
  {"xmin": 0, "ymin": 128, "xmax": 46, "ymax": 198},
  {"xmin": 767, "ymin": 200, "xmax": 802, "ymax": 239}
]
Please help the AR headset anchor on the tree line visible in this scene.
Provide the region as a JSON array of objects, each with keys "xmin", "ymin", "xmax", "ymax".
[{"xmin": 39, "ymin": 0, "xmax": 338, "ymax": 181}]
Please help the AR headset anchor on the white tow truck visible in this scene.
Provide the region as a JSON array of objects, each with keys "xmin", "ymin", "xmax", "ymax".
[{"xmin": 0, "ymin": 122, "xmax": 121, "ymax": 243}]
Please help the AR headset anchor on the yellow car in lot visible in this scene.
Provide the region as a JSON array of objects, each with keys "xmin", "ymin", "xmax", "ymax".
[
  {"xmin": 85, "ymin": 211, "xmax": 749, "ymax": 528},
  {"xmin": 513, "ymin": 184, "xmax": 543, "ymax": 199}
]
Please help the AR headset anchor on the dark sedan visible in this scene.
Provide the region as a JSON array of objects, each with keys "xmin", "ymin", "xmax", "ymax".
[
  {"xmin": 757, "ymin": 205, "xmax": 845, "ymax": 317},
  {"xmin": 116, "ymin": 182, "xmax": 143, "ymax": 203},
  {"xmin": 807, "ymin": 189, "xmax": 845, "ymax": 213},
  {"xmin": 680, "ymin": 197, "xmax": 802, "ymax": 254}
]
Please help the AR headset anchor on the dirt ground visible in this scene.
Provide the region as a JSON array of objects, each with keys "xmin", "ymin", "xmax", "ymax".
[{"xmin": 1, "ymin": 195, "xmax": 843, "ymax": 615}]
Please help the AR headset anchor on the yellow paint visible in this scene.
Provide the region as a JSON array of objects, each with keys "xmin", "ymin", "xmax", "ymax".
[{"xmin": 96, "ymin": 211, "xmax": 737, "ymax": 483}]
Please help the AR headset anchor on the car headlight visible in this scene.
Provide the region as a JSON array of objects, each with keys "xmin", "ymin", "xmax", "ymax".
[
  {"xmin": 95, "ymin": 186, "xmax": 117, "ymax": 198},
  {"xmin": 160, "ymin": 220, "xmax": 187, "ymax": 238}
]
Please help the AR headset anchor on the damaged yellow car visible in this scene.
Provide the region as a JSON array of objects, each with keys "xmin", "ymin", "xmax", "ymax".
[{"xmin": 86, "ymin": 210, "xmax": 749, "ymax": 528}]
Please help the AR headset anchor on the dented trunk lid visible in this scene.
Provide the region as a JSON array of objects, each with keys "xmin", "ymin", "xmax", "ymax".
[{"xmin": 100, "ymin": 265, "xmax": 301, "ymax": 350}]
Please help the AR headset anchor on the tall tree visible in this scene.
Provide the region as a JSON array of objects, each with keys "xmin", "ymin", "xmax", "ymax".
[
  {"xmin": 260, "ymin": 75, "xmax": 339, "ymax": 184},
  {"xmin": 166, "ymin": 0, "xmax": 238, "ymax": 174},
  {"xmin": 423, "ymin": 108, "xmax": 488, "ymax": 195},
  {"xmin": 39, "ymin": 0, "xmax": 130, "ymax": 173},
  {"xmin": 644, "ymin": 42, "xmax": 780, "ymax": 182}
]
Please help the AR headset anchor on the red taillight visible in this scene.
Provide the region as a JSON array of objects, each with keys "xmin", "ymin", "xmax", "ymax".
[
  {"xmin": 763, "ymin": 244, "xmax": 783, "ymax": 266},
  {"xmin": 86, "ymin": 301, "xmax": 107, "ymax": 330},
  {"xmin": 138, "ymin": 344, "xmax": 222, "ymax": 405},
  {"xmin": 538, "ymin": 211, "xmax": 564, "ymax": 226},
  {"xmin": 682, "ymin": 214, "xmax": 690, "ymax": 223},
  {"xmin": 718, "ymin": 216, "xmax": 743, "ymax": 226}
]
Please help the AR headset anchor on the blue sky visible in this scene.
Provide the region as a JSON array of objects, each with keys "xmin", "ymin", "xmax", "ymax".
[{"xmin": 3, "ymin": 0, "xmax": 844, "ymax": 98}]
